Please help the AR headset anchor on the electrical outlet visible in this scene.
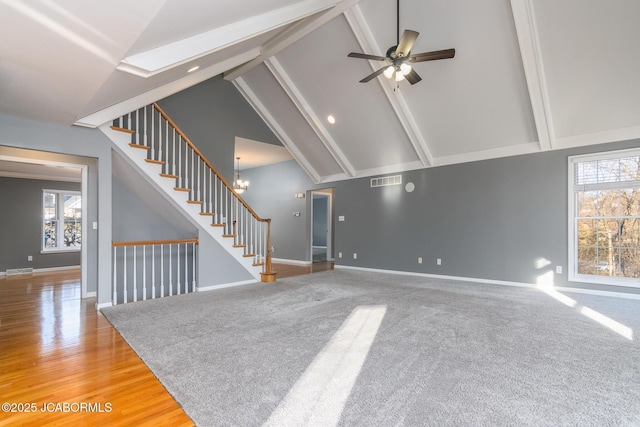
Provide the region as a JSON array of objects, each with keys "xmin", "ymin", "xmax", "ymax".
[
  {"xmin": 418, "ymin": 257, "xmax": 422, "ymax": 264},
  {"xmin": 437, "ymin": 258, "xmax": 442, "ymax": 265},
  {"xmin": 338, "ymin": 252, "xmax": 342, "ymax": 258},
  {"xmin": 353, "ymin": 253, "xmax": 357, "ymax": 259},
  {"xmin": 338, "ymin": 215, "xmax": 345, "ymax": 222},
  {"xmin": 556, "ymin": 265, "xmax": 563, "ymax": 274},
  {"xmin": 27, "ymin": 255, "xmax": 33, "ymax": 262}
]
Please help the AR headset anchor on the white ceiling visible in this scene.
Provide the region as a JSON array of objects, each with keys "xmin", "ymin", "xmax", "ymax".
[{"xmin": 1, "ymin": 0, "xmax": 639, "ymax": 183}]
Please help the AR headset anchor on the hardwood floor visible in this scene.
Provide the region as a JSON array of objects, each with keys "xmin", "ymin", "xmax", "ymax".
[
  {"xmin": 0, "ymin": 262, "xmax": 332, "ymax": 425},
  {"xmin": 272, "ymin": 261, "xmax": 334, "ymax": 278},
  {"xmin": 0, "ymin": 269, "xmax": 194, "ymax": 426}
]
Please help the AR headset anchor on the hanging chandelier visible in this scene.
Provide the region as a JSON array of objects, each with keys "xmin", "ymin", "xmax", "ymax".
[{"xmin": 233, "ymin": 157, "xmax": 249, "ymax": 194}]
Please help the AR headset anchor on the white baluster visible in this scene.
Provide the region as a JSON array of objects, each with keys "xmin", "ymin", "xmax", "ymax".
[
  {"xmin": 197, "ymin": 156, "xmax": 201, "ymax": 202},
  {"xmin": 192, "ymin": 242, "xmax": 196, "ymax": 292},
  {"xmin": 172, "ymin": 128, "xmax": 176, "ymax": 177},
  {"xmin": 144, "ymin": 106, "xmax": 148, "ymax": 148},
  {"xmin": 113, "ymin": 246, "xmax": 117, "ymax": 305},
  {"xmin": 133, "ymin": 246, "xmax": 137, "ymax": 302},
  {"xmin": 176, "ymin": 243, "xmax": 181, "ymax": 295},
  {"xmin": 152, "ymin": 244, "xmax": 156, "ymax": 300},
  {"xmin": 168, "ymin": 244, "xmax": 173, "ymax": 297},
  {"xmin": 184, "ymin": 242, "xmax": 188, "ymax": 293},
  {"xmin": 160, "ymin": 245, "xmax": 165, "ymax": 298},
  {"xmin": 142, "ymin": 245, "xmax": 147, "ymax": 301},
  {"xmin": 123, "ymin": 246, "xmax": 127, "ymax": 304}
]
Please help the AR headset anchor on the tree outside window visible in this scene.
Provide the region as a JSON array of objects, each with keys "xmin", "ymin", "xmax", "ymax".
[
  {"xmin": 43, "ymin": 190, "xmax": 81, "ymax": 251},
  {"xmin": 570, "ymin": 150, "xmax": 640, "ymax": 285}
]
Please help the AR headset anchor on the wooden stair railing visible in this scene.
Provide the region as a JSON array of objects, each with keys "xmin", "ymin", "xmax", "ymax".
[
  {"xmin": 112, "ymin": 238, "xmax": 198, "ymax": 304},
  {"xmin": 111, "ymin": 104, "xmax": 276, "ymax": 283}
]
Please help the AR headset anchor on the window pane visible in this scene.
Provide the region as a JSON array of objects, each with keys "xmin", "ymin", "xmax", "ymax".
[
  {"xmin": 64, "ymin": 195, "xmax": 81, "ymax": 219},
  {"xmin": 44, "ymin": 220, "xmax": 57, "ymax": 248},
  {"xmin": 577, "ymin": 191, "xmax": 597, "ymax": 217},
  {"xmin": 64, "ymin": 220, "xmax": 81, "ymax": 247},
  {"xmin": 619, "ymin": 156, "xmax": 640, "ymax": 182},
  {"xmin": 597, "ymin": 190, "xmax": 620, "ymax": 217},
  {"xmin": 577, "ymin": 219, "xmax": 596, "ymax": 246},
  {"xmin": 577, "ymin": 246, "xmax": 597, "ymax": 275},
  {"xmin": 623, "ymin": 189, "xmax": 640, "ymax": 216},
  {"xmin": 597, "ymin": 159, "xmax": 620, "ymax": 184},
  {"xmin": 44, "ymin": 192, "xmax": 57, "ymax": 220},
  {"xmin": 620, "ymin": 249, "xmax": 640, "ymax": 278}
]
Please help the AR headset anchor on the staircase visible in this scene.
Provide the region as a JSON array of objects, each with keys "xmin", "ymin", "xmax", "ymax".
[{"xmin": 100, "ymin": 103, "xmax": 276, "ymax": 283}]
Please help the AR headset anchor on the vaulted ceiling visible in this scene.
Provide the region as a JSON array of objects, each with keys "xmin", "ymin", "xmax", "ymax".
[{"xmin": 1, "ymin": 0, "xmax": 639, "ymax": 183}]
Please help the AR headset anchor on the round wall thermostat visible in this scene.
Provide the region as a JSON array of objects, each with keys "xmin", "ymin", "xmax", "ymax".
[{"xmin": 405, "ymin": 182, "xmax": 415, "ymax": 193}]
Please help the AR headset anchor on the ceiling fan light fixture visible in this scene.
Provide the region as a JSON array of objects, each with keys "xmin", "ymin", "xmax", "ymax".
[
  {"xmin": 383, "ymin": 66, "xmax": 395, "ymax": 79},
  {"xmin": 394, "ymin": 70, "xmax": 405, "ymax": 82},
  {"xmin": 400, "ymin": 62, "xmax": 412, "ymax": 75}
]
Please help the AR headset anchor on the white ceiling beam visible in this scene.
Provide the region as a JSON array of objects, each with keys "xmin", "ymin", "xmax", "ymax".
[
  {"xmin": 265, "ymin": 57, "xmax": 355, "ymax": 177},
  {"xmin": 74, "ymin": 48, "xmax": 260, "ymax": 128},
  {"xmin": 510, "ymin": 0, "xmax": 554, "ymax": 151},
  {"xmin": 233, "ymin": 77, "xmax": 323, "ymax": 184},
  {"xmin": 118, "ymin": 0, "xmax": 339, "ymax": 78},
  {"xmin": 224, "ymin": 0, "xmax": 362, "ymax": 81},
  {"xmin": 343, "ymin": 6, "xmax": 434, "ymax": 167}
]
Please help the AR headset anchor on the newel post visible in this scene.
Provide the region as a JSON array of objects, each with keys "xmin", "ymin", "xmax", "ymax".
[{"xmin": 260, "ymin": 219, "xmax": 277, "ymax": 282}]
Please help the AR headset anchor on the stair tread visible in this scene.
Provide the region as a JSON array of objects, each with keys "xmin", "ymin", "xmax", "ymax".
[
  {"xmin": 252, "ymin": 263, "xmax": 265, "ymax": 267},
  {"xmin": 200, "ymin": 212, "xmax": 214, "ymax": 216},
  {"xmin": 187, "ymin": 200, "xmax": 203, "ymax": 204},
  {"xmin": 211, "ymin": 224, "xmax": 225, "ymax": 227},
  {"xmin": 145, "ymin": 159, "xmax": 164, "ymax": 165},
  {"xmin": 111, "ymin": 126, "xmax": 135, "ymax": 134},
  {"xmin": 129, "ymin": 143, "xmax": 149, "ymax": 150},
  {"xmin": 223, "ymin": 234, "xmax": 236, "ymax": 238},
  {"xmin": 233, "ymin": 244, "xmax": 246, "ymax": 248},
  {"xmin": 160, "ymin": 173, "xmax": 179, "ymax": 179},
  {"xmin": 243, "ymin": 254, "xmax": 256, "ymax": 258},
  {"xmin": 174, "ymin": 187, "xmax": 190, "ymax": 192}
]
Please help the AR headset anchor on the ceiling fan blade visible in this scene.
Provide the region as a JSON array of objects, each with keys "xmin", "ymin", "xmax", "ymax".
[
  {"xmin": 395, "ymin": 30, "xmax": 419, "ymax": 57},
  {"xmin": 405, "ymin": 69, "xmax": 422, "ymax": 85},
  {"xmin": 359, "ymin": 66, "xmax": 388, "ymax": 83},
  {"xmin": 408, "ymin": 48, "xmax": 456, "ymax": 63},
  {"xmin": 348, "ymin": 52, "xmax": 388, "ymax": 62}
]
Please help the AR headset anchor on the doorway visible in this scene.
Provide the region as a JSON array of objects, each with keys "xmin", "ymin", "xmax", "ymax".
[{"xmin": 310, "ymin": 189, "xmax": 334, "ymax": 263}]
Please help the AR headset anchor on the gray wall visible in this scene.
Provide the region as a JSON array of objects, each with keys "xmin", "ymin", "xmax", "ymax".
[
  {"xmin": 243, "ymin": 140, "xmax": 640, "ymax": 295},
  {"xmin": 157, "ymin": 75, "xmax": 281, "ymax": 183},
  {"xmin": 332, "ymin": 139, "xmax": 640, "ymax": 295},
  {"xmin": 241, "ymin": 160, "xmax": 334, "ymax": 262},
  {"xmin": 111, "ymin": 150, "xmax": 252, "ymax": 287},
  {"xmin": 0, "ymin": 177, "xmax": 81, "ymax": 271},
  {"xmin": 0, "ymin": 117, "xmax": 109, "ymax": 302}
]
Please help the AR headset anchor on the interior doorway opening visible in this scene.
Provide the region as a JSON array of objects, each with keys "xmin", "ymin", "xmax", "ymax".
[{"xmin": 310, "ymin": 189, "xmax": 334, "ymax": 263}]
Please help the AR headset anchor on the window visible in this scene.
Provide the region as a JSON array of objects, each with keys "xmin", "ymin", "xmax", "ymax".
[
  {"xmin": 568, "ymin": 149, "xmax": 640, "ymax": 287},
  {"xmin": 43, "ymin": 190, "xmax": 82, "ymax": 252}
]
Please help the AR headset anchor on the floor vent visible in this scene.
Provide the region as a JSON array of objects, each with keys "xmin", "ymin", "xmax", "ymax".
[
  {"xmin": 6, "ymin": 268, "xmax": 34, "ymax": 276},
  {"xmin": 370, "ymin": 175, "xmax": 402, "ymax": 188}
]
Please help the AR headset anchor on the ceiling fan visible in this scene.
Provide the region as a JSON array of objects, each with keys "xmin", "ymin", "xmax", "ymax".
[{"xmin": 347, "ymin": 0, "xmax": 455, "ymax": 85}]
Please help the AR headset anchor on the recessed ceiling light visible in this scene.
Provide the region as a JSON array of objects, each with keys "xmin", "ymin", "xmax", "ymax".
[
  {"xmin": 327, "ymin": 115, "xmax": 336, "ymax": 124},
  {"xmin": 188, "ymin": 65, "xmax": 200, "ymax": 73}
]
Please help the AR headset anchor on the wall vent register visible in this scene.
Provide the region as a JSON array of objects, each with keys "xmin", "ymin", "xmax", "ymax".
[{"xmin": 371, "ymin": 175, "xmax": 402, "ymax": 188}]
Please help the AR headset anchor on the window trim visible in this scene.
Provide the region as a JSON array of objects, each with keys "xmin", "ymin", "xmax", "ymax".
[
  {"xmin": 568, "ymin": 147, "xmax": 640, "ymax": 288},
  {"xmin": 42, "ymin": 189, "xmax": 82, "ymax": 253}
]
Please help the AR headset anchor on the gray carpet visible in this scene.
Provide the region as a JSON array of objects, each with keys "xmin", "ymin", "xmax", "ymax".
[{"xmin": 101, "ymin": 269, "xmax": 640, "ymax": 426}]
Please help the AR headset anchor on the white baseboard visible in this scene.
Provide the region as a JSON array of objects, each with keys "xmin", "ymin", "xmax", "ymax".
[
  {"xmin": 3, "ymin": 265, "xmax": 81, "ymax": 276},
  {"xmin": 335, "ymin": 265, "xmax": 640, "ymax": 300},
  {"xmin": 272, "ymin": 258, "xmax": 312, "ymax": 266},
  {"xmin": 197, "ymin": 279, "xmax": 258, "ymax": 292},
  {"xmin": 96, "ymin": 301, "xmax": 113, "ymax": 310},
  {"xmin": 85, "ymin": 291, "xmax": 96, "ymax": 298},
  {"xmin": 35, "ymin": 265, "xmax": 81, "ymax": 273}
]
